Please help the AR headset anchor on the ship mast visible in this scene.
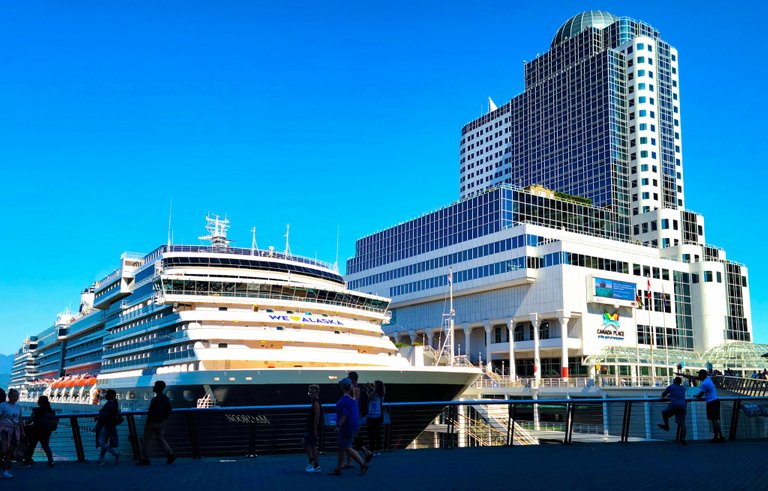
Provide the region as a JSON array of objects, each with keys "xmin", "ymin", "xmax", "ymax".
[
  {"xmin": 199, "ymin": 214, "xmax": 231, "ymax": 251},
  {"xmin": 437, "ymin": 268, "xmax": 456, "ymax": 367}
]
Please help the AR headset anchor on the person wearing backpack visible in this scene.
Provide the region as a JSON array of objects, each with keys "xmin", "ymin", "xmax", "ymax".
[
  {"xmin": 136, "ymin": 380, "xmax": 175, "ymax": 466},
  {"xmin": 366, "ymin": 381, "xmax": 385, "ymax": 456},
  {"xmin": 95, "ymin": 389, "xmax": 120, "ymax": 465},
  {"xmin": 343, "ymin": 371, "xmax": 371, "ymax": 469},
  {"xmin": 21, "ymin": 396, "xmax": 57, "ymax": 468}
]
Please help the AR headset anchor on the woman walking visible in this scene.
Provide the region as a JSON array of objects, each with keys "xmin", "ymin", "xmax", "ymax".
[
  {"xmin": 366, "ymin": 381, "xmax": 385, "ymax": 456},
  {"xmin": 95, "ymin": 389, "xmax": 121, "ymax": 465},
  {"xmin": 22, "ymin": 396, "xmax": 58, "ymax": 467},
  {"xmin": 0, "ymin": 389, "xmax": 24, "ymax": 479}
]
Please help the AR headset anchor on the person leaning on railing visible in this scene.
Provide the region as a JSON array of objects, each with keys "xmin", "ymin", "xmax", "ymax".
[
  {"xmin": 695, "ymin": 369, "xmax": 726, "ymax": 443},
  {"xmin": 657, "ymin": 377, "xmax": 687, "ymax": 445}
]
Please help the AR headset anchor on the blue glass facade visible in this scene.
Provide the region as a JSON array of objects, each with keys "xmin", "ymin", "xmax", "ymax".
[
  {"xmin": 461, "ymin": 27, "xmax": 630, "ymax": 222},
  {"xmin": 347, "ymin": 186, "xmax": 630, "ymax": 277}
]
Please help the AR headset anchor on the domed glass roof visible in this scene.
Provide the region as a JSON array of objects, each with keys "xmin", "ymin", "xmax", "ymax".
[{"xmin": 551, "ymin": 10, "xmax": 620, "ymax": 47}]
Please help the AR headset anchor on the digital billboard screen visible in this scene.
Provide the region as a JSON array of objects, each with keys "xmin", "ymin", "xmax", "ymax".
[{"xmin": 594, "ymin": 278, "xmax": 636, "ymax": 302}]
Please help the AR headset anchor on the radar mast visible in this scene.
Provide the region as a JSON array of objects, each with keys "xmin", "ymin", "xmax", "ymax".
[{"xmin": 199, "ymin": 214, "xmax": 231, "ymax": 251}]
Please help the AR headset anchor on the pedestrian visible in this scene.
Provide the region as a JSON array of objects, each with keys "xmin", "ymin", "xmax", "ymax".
[
  {"xmin": 657, "ymin": 377, "xmax": 687, "ymax": 445},
  {"xmin": 0, "ymin": 389, "xmax": 24, "ymax": 479},
  {"xmin": 343, "ymin": 371, "xmax": 371, "ymax": 468},
  {"xmin": 302, "ymin": 384, "xmax": 322, "ymax": 473},
  {"xmin": 136, "ymin": 381, "xmax": 175, "ymax": 466},
  {"xmin": 366, "ymin": 381, "xmax": 385, "ymax": 456},
  {"xmin": 696, "ymin": 369, "xmax": 725, "ymax": 443},
  {"xmin": 95, "ymin": 389, "xmax": 121, "ymax": 465},
  {"xmin": 22, "ymin": 396, "xmax": 58, "ymax": 467},
  {"xmin": 328, "ymin": 378, "xmax": 369, "ymax": 476}
]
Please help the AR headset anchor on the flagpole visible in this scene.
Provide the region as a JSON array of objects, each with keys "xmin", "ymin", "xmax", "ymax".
[
  {"xmin": 632, "ymin": 309, "xmax": 642, "ymax": 387},
  {"xmin": 633, "ymin": 301, "xmax": 639, "ymax": 386},
  {"xmin": 647, "ymin": 278, "xmax": 654, "ymax": 385},
  {"xmin": 662, "ymin": 282, "xmax": 669, "ymax": 380}
]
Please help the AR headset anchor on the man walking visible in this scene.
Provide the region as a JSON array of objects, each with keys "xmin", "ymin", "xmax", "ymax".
[
  {"xmin": 136, "ymin": 381, "xmax": 175, "ymax": 465},
  {"xmin": 696, "ymin": 369, "xmax": 725, "ymax": 443},
  {"xmin": 302, "ymin": 384, "xmax": 322, "ymax": 473},
  {"xmin": 329, "ymin": 379, "xmax": 369, "ymax": 476},
  {"xmin": 657, "ymin": 377, "xmax": 687, "ymax": 444}
]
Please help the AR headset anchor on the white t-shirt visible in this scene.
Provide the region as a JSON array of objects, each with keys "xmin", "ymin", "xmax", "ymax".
[{"xmin": 0, "ymin": 402, "xmax": 22, "ymax": 427}]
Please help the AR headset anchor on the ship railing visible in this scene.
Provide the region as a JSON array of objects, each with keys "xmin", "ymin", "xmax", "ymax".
[
  {"xmin": 165, "ymin": 245, "xmax": 337, "ymax": 272},
  {"xmin": 23, "ymin": 395, "xmax": 768, "ymax": 464}
]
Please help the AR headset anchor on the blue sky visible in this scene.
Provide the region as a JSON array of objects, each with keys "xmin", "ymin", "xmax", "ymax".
[{"xmin": 0, "ymin": 1, "xmax": 765, "ymax": 353}]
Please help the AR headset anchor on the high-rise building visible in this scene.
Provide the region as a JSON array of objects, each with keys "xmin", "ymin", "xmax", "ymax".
[{"xmin": 345, "ymin": 11, "xmax": 753, "ymax": 380}]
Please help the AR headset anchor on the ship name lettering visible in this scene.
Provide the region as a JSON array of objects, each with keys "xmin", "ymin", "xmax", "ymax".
[{"xmin": 224, "ymin": 414, "xmax": 271, "ymax": 425}]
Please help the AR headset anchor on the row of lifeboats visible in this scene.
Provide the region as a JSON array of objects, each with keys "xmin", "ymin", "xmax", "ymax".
[{"xmin": 48, "ymin": 376, "xmax": 98, "ymax": 389}]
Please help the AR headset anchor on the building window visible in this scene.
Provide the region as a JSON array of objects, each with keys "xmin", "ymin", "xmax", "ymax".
[
  {"xmin": 704, "ymin": 271, "xmax": 713, "ymax": 282},
  {"xmin": 661, "ymin": 219, "xmax": 669, "ymax": 229}
]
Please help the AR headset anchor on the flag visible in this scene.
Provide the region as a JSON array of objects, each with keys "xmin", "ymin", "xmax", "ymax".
[
  {"xmin": 635, "ymin": 291, "xmax": 643, "ymax": 308},
  {"xmin": 646, "ymin": 278, "xmax": 651, "ymax": 301}
]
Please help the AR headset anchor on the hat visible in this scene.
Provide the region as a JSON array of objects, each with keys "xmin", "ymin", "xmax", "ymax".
[{"xmin": 339, "ymin": 378, "xmax": 352, "ymax": 390}]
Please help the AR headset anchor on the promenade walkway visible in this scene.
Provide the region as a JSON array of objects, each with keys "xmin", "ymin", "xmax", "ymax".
[{"xmin": 10, "ymin": 440, "xmax": 768, "ymax": 491}]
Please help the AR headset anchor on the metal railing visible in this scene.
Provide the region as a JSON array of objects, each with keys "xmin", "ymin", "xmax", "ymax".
[
  {"xmin": 21, "ymin": 395, "xmax": 768, "ymax": 465},
  {"xmin": 473, "ymin": 375, "xmax": 679, "ymax": 390}
]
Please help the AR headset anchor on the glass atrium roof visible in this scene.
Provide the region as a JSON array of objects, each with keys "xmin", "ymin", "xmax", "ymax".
[
  {"xmin": 584, "ymin": 342, "xmax": 768, "ymax": 370},
  {"xmin": 551, "ymin": 10, "xmax": 620, "ymax": 48}
]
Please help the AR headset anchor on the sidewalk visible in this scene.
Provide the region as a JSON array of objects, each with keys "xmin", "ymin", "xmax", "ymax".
[{"xmin": 10, "ymin": 440, "xmax": 768, "ymax": 490}]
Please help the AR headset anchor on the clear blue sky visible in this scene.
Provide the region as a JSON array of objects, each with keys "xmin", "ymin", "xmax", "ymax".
[{"xmin": 0, "ymin": 1, "xmax": 765, "ymax": 354}]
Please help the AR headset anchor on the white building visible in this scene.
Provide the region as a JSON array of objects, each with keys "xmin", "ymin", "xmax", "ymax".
[{"xmin": 344, "ymin": 11, "xmax": 752, "ymax": 381}]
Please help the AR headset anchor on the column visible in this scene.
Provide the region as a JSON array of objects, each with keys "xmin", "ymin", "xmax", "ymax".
[
  {"xmin": 507, "ymin": 319, "xmax": 516, "ymax": 381},
  {"xmin": 559, "ymin": 315, "xmax": 570, "ymax": 381},
  {"xmin": 463, "ymin": 325, "xmax": 472, "ymax": 358},
  {"xmin": 531, "ymin": 314, "xmax": 541, "ymax": 384},
  {"xmin": 404, "ymin": 331, "xmax": 413, "ymax": 345},
  {"xmin": 483, "ymin": 321, "xmax": 492, "ymax": 373}
]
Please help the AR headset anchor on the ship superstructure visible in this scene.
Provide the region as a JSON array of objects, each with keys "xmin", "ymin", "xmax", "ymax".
[{"xmin": 12, "ymin": 215, "xmax": 478, "ymax": 411}]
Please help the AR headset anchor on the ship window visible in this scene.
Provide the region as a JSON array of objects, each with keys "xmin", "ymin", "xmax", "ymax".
[
  {"xmin": 276, "ymin": 326, "xmax": 284, "ymax": 331},
  {"xmin": 245, "ymin": 376, "xmax": 253, "ymax": 381},
  {"xmin": 213, "ymin": 377, "xmax": 220, "ymax": 381},
  {"xmin": 127, "ymin": 391, "xmax": 136, "ymax": 400},
  {"xmin": 305, "ymin": 312, "xmax": 312, "ymax": 315},
  {"xmin": 286, "ymin": 311, "xmax": 294, "ymax": 314},
  {"xmin": 218, "ymin": 343, "xmax": 228, "ymax": 348},
  {"xmin": 266, "ymin": 309, "xmax": 274, "ymax": 313},
  {"xmin": 218, "ymin": 307, "xmax": 228, "ymax": 311},
  {"xmin": 253, "ymin": 306, "xmax": 259, "ymax": 312},
  {"xmin": 183, "ymin": 390, "xmax": 195, "ymax": 402}
]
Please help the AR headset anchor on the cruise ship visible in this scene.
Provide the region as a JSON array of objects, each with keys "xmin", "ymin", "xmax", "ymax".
[{"xmin": 10, "ymin": 215, "xmax": 479, "ymax": 417}]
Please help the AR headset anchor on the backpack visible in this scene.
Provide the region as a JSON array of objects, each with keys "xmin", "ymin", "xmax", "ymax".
[
  {"xmin": 367, "ymin": 396, "xmax": 382, "ymax": 419},
  {"xmin": 40, "ymin": 411, "xmax": 59, "ymax": 432}
]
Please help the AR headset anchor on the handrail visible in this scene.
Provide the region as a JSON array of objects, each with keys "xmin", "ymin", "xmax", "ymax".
[{"xmin": 27, "ymin": 394, "xmax": 768, "ymax": 465}]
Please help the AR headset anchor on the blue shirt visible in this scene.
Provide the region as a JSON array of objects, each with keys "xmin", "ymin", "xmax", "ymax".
[
  {"xmin": 699, "ymin": 377, "xmax": 718, "ymax": 402},
  {"xmin": 335, "ymin": 394, "xmax": 359, "ymax": 435},
  {"xmin": 663, "ymin": 384, "xmax": 687, "ymax": 407}
]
